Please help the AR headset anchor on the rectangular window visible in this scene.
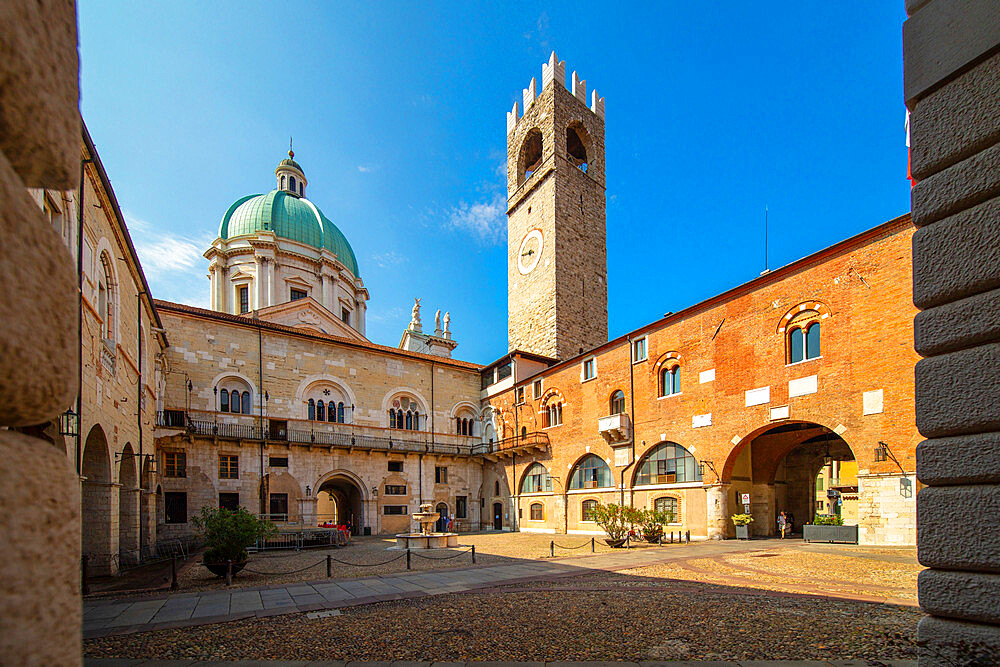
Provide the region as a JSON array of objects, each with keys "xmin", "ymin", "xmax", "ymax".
[
  {"xmin": 341, "ymin": 307, "xmax": 351, "ymax": 325},
  {"xmin": 515, "ymin": 386, "xmax": 525, "ymax": 405},
  {"xmin": 532, "ymin": 379, "xmax": 543, "ymax": 399},
  {"xmin": 582, "ymin": 357, "xmax": 596, "ymax": 381},
  {"xmin": 269, "ymin": 493, "xmax": 289, "ymax": 521},
  {"xmin": 387, "ymin": 460, "xmax": 404, "ymax": 472},
  {"xmin": 530, "ymin": 503, "xmax": 543, "ymax": 521},
  {"xmin": 435, "ymin": 466, "xmax": 448, "ymax": 484},
  {"xmin": 290, "ymin": 288, "xmax": 307, "ymax": 301},
  {"xmin": 384, "ymin": 484, "xmax": 407, "ymax": 495},
  {"xmin": 164, "ymin": 492, "xmax": 187, "ymax": 524},
  {"xmin": 164, "ymin": 451, "xmax": 186, "ymax": 478},
  {"xmin": 238, "ymin": 285, "xmax": 249, "ymax": 314},
  {"xmin": 219, "ymin": 492, "xmax": 240, "ymax": 511},
  {"xmin": 632, "ymin": 337, "xmax": 647, "ymax": 362},
  {"xmin": 456, "ymin": 496, "xmax": 468, "ymax": 519},
  {"xmin": 496, "ymin": 362, "xmax": 512, "ymax": 382},
  {"xmin": 269, "ymin": 456, "xmax": 288, "ymax": 468},
  {"xmin": 816, "ymin": 477, "xmax": 825, "ymax": 491},
  {"xmin": 219, "ymin": 455, "xmax": 239, "ymax": 479},
  {"xmin": 384, "ymin": 505, "xmax": 407, "ymax": 515}
]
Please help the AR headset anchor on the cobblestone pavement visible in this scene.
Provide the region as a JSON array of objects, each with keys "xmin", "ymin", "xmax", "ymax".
[
  {"xmin": 84, "ymin": 540, "xmax": 922, "ymax": 662},
  {"xmin": 86, "ymin": 661, "xmax": 918, "ymax": 666}
]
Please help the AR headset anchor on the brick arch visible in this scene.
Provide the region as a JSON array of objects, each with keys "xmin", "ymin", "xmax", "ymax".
[
  {"xmin": 776, "ymin": 301, "xmax": 832, "ymax": 334},
  {"xmin": 539, "ymin": 387, "xmax": 565, "ymax": 408},
  {"xmin": 518, "ymin": 460, "xmax": 554, "ymax": 494},
  {"xmin": 652, "ymin": 350, "xmax": 681, "ymax": 371},
  {"xmin": 720, "ymin": 419, "xmax": 856, "ymax": 484},
  {"xmin": 630, "ymin": 440, "xmax": 700, "ymax": 487}
]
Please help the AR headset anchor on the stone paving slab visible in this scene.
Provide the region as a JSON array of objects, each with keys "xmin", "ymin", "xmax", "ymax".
[{"xmin": 84, "ymin": 660, "xmax": 919, "ymax": 666}]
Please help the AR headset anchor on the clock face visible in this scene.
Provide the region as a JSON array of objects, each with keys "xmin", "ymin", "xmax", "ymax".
[{"xmin": 517, "ymin": 229, "xmax": 544, "ymax": 275}]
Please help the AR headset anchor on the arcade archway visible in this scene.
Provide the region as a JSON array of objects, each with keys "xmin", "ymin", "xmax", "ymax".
[
  {"xmin": 316, "ymin": 473, "xmax": 365, "ymax": 535},
  {"xmin": 724, "ymin": 421, "xmax": 855, "ymax": 537},
  {"xmin": 118, "ymin": 443, "xmax": 139, "ymax": 565},
  {"xmin": 81, "ymin": 425, "xmax": 113, "ymax": 573}
]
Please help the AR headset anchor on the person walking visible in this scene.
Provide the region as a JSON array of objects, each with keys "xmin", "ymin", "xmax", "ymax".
[{"xmin": 777, "ymin": 511, "xmax": 788, "ymax": 539}]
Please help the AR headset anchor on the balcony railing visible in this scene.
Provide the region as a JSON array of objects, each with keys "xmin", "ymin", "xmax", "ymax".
[
  {"xmin": 471, "ymin": 431, "xmax": 550, "ymax": 456},
  {"xmin": 597, "ymin": 412, "xmax": 631, "ymax": 445},
  {"xmin": 156, "ymin": 409, "xmax": 479, "ymax": 456}
]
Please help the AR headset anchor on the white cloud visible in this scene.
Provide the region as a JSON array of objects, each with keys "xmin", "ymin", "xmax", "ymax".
[
  {"xmin": 371, "ymin": 251, "xmax": 407, "ymax": 268},
  {"xmin": 367, "ymin": 305, "xmax": 407, "ymax": 324},
  {"xmin": 125, "ymin": 212, "xmax": 213, "ymax": 308},
  {"xmin": 447, "ymin": 192, "xmax": 507, "ymax": 245},
  {"xmin": 357, "ymin": 165, "xmax": 371, "ymax": 173}
]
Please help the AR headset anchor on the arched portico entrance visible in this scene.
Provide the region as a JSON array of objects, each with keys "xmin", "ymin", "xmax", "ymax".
[
  {"xmin": 316, "ymin": 472, "xmax": 366, "ymax": 535},
  {"xmin": 722, "ymin": 421, "xmax": 855, "ymax": 537},
  {"xmin": 82, "ymin": 425, "xmax": 113, "ymax": 574},
  {"xmin": 118, "ymin": 443, "xmax": 140, "ymax": 565}
]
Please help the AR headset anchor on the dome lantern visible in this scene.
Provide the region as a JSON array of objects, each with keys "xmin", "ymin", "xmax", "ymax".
[{"xmin": 275, "ymin": 140, "xmax": 306, "ymax": 197}]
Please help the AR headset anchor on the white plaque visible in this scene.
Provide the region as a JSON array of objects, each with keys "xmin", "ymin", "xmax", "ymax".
[{"xmin": 745, "ymin": 386, "xmax": 770, "ymax": 407}]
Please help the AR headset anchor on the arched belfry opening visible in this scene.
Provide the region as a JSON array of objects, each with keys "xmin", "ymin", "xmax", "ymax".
[
  {"xmin": 518, "ymin": 128, "xmax": 543, "ymax": 184},
  {"xmin": 722, "ymin": 421, "xmax": 856, "ymax": 537},
  {"xmin": 566, "ymin": 123, "xmax": 588, "ymax": 171}
]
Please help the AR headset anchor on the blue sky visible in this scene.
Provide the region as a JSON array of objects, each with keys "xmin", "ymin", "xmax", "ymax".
[{"xmin": 78, "ymin": 2, "xmax": 910, "ymax": 365}]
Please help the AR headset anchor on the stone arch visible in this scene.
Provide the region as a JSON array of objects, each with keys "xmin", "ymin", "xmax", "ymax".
[
  {"xmin": 295, "ymin": 374, "xmax": 358, "ymax": 420},
  {"xmin": 315, "ymin": 469, "xmax": 367, "ymax": 535},
  {"xmin": 381, "ymin": 387, "xmax": 429, "ymax": 430},
  {"xmin": 652, "ymin": 350, "xmax": 681, "ymax": 371},
  {"xmin": 118, "ymin": 443, "xmax": 140, "ymax": 565},
  {"xmin": 518, "ymin": 127, "xmax": 543, "ymax": 184},
  {"xmin": 94, "ymin": 236, "xmax": 121, "ymax": 344},
  {"xmin": 209, "ymin": 371, "xmax": 258, "ymax": 413},
  {"xmin": 630, "ymin": 440, "xmax": 702, "ymax": 487},
  {"xmin": 566, "ymin": 451, "xmax": 613, "ymax": 490},
  {"xmin": 565, "ymin": 120, "xmax": 590, "ymax": 169},
  {"xmin": 519, "ymin": 460, "xmax": 556, "ymax": 494},
  {"xmin": 82, "ymin": 425, "xmax": 113, "ymax": 574},
  {"xmin": 140, "ymin": 456, "xmax": 156, "ymax": 555},
  {"xmin": 776, "ymin": 300, "xmax": 832, "ymax": 334}
]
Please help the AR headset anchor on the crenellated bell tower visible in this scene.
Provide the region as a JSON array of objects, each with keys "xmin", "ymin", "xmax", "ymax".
[{"xmin": 506, "ymin": 52, "xmax": 608, "ymax": 360}]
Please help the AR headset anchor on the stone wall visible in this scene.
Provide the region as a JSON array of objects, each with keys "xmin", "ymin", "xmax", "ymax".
[{"xmin": 903, "ymin": 1, "xmax": 1000, "ymax": 661}]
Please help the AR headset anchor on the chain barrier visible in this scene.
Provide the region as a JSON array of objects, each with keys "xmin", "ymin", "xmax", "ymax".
[
  {"xmin": 551, "ymin": 540, "xmax": 591, "ymax": 550},
  {"xmin": 241, "ymin": 559, "xmax": 327, "ymax": 575},
  {"xmin": 410, "ymin": 547, "xmax": 474, "ymax": 560},
  {"xmin": 328, "ymin": 552, "xmax": 408, "ymax": 567}
]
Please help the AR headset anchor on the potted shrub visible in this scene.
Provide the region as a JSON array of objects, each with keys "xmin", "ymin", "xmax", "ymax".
[
  {"xmin": 731, "ymin": 513, "xmax": 754, "ymax": 540},
  {"xmin": 803, "ymin": 513, "xmax": 858, "ymax": 544},
  {"xmin": 591, "ymin": 503, "xmax": 636, "ymax": 547},
  {"xmin": 193, "ymin": 506, "xmax": 276, "ymax": 577},
  {"xmin": 636, "ymin": 508, "xmax": 674, "ymax": 543}
]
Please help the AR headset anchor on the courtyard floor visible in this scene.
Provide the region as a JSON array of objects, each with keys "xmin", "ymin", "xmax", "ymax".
[{"xmin": 84, "ymin": 536, "xmax": 923, "ymax": 662}]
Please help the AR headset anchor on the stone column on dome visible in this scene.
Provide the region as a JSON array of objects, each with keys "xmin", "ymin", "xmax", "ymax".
[
  {"xmin": 266, "ymin": 258, "xmax": 275, "ymax": 307},
  {"xmin": 217, "ymin": 264, "xmax": 229, "ymax": 313},
  {"xmin": 706, "ymin": 483, "xmax": 730, "ymax": 540},
  {"xmin": 323, "ymin": 272, "xmax": 337, "ymax": 313},
  {"xmin": 356, "ymin": 298, "xmax": 366, "ymax": 336},
  {"xmin": 253, "ymin": 255, "xmax": 264, "ymax": 310}
]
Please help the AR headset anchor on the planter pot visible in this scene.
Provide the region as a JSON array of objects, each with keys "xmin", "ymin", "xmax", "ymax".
[
  {"xmin": 604, "ymin": 537, "xmax": 627, "ymax": 548},
  {"xmin": 735, "ymin": 524, "xmax": 750, "ymax": 540},
  {"xmin": 643, "ymin": 532, "xmax": 663, "ymax": 544},
  {"xmin": 802, "ymin": 524, "xmax": 858, "ymax": 544},
  {"xmin": 204, "ymin": 560, "xmax": 248, "ymax": 577}
]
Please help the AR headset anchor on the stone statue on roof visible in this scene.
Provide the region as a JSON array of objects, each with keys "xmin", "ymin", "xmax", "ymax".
[
  {"xmin": 434, "ymin": 309, "xmax": 442, "ymax": 333},
  {"xmin": 410, "ymin": 298, "xmax": 421, "ymax": 330}
]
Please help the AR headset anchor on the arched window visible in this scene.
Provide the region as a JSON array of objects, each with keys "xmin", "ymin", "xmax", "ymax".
[
  {"xmin": 529, "ymin": 503, "xmax": 543, "ymax": 521},
  {"xmin": 337, "ymin": 402, "xmax": 345, "ymax": 423},
  {"xmin": 610, "ymin": 390, "xmax": 626, "ymax": 415},
  {"xmin": 289, "ymin": 175, "xmax": 296, "ymax": 192},
  {"xmin": 218, "ymin": 378, "xmax": 252, "ymax": 414},
  {"xmin": 581, "ymin": 499, "xmax": 598, "ymax": 522},
  {"xmin": 566, "ymin": 124, "xmax": 588, "ymax": 171},
  {"xmin": 521, "ymin": 463, "xmax": 552, "ymax": 493},
  {"xmin": 544, "ymin": 400, "xmax": 563, "ymax": 427},
  {"xmin": 307, "ymin": 398, "xmax": 315, "ymax": 420},
  {"xmin": 569, "ymin": 454, "xmax": 612, "ymax": 489},
  {"xmin": 98, "ymin": 252, "xmax": 115, "ymax": 343},
  {"xmin": 280, "ymin": 175, "xmax": 286, "ymax": 189},
  {"xmin": 786, "ymin": 310, "xmax": 822, "ymax": 363},
  {"xmin": 519, "ymin": 128, "xmax": 543, "ymax": 183},
  {"xmin": 389, "ymin": 410, "xmax": 397, "ymax": 429},
  {"xmin": 389, "ymin": 396, "xmax": 422, "ymax": 430},
  {"xmin": 299, "ymin": 182, "xmax": 303, "ymax": 196},
  {"xmin": 654, "ymin": 496, "xmax": 679, "ymax": 522},
  {"xmin": 494, "ymin": 480, "xmax": 500, "ymax": 496},
  {"xmin": 660, "ymin": 365, "xmax": 681, "ymax": 397},
  {"xmin": 521, "ymin": 426, "xmax": 527, "ymax": 440},
  {"xmin": 220, "ymin": 389, "xmax": 230, "ymax": 412},
  {"xmin": 635, "ymin": 442, "xmax": 702, "ymax": 485},
  {"xmin": 317, "ymin": 400, "xmax": 325, "ymax": 422},
  {"xmin": 241, "ymin": 391, "xmax": 250, "ymax": 414},
  {"xmin": 405, "ymin": 411, "xmax": 413, "ymax": 430}
]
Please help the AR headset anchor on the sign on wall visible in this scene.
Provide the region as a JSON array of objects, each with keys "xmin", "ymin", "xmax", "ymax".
[{"xmin": 741, "ymin": 493, "xmax": 750, "ymax": 505}]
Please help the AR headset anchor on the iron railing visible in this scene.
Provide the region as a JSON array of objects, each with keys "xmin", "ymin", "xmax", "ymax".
[{"xmin": 471, "ymin": 431, "xmax": 550, "ymax": 455}]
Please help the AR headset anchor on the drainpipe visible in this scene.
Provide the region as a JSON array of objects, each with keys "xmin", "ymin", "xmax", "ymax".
[
  {"xmin": 620, "ymin": 336, "xmax": 638, "ymax": 507},
  {"xmin": 137, "ymin": 292, "xmax": 144, "ymax": 472},
  {"xmin": 418, "ymin": 453, "xmax": 423, "ymax": 504},
  {"xmin": 76, "ymin": 159, "xmax": 93, "ymax": 474},
  {"xmin": 257, "ymin": 315, "xmax": 265, "ymax": 516}
]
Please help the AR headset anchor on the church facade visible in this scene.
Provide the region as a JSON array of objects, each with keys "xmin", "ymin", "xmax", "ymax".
[{"xmin": 43, "ymin": 53, "xmax": 918, "ymax": 574}]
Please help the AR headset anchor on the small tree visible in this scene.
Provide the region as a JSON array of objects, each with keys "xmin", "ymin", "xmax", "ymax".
[
  {"xmin": 635, "ymin": 508, "xmax": 674, "ymax": 541},
  {"xmin": 590, "ymin": 502, "xmax": 638, "ymax": 541},
  {"xmin": 193, "ymin": 506, "xmax": 276, "ymax": 564}
]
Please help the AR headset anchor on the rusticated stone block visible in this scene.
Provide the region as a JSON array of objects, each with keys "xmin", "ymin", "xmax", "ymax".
[
  {"xmin": 914, "ymin": 287, "xmax": 1000, "ymax": 356},
  {"xmin": 0, "ymin": 0, "xmax": 80, "ymax": 188},
  {"xmin": 912, "ymin": 195, "xmax": 1000, "ymax": 309},
  {"xmin": 910, "ymin": 50, "xmax": 1000, "ymax": 180},
  {"xmin": 917, "ymin": 433, "xmax": 1000, "ymax": 486},
  {"xmin": 0, "ymin": 150, "xmax": 77, "ymax": 426},
  {"xmin": 917, "ymin": 485, "xmax": 1000, "ymax": 572},
  {"xmin": 0, "ymin": 431, "xmax": 80, "ymax": 666},
  {"xmin": 917, "ymin": 615, "xmax": 1000, "ymax": 666},
  {"xmin": 915, "ymin": 343, "xmax": 1000, "ymax": 438},
  {"xmin": 911, "ymin": 140, "xmax": 1000, "ymax": 227},
  {"xmin": 919, "ymin": 569, "xmax": 1000, "ymax": 625}
]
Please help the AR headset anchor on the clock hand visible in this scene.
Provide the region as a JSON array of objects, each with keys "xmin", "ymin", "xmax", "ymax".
[{"xmin": 521, "ymin": 249, "xmax": 534, "ymax": 257}]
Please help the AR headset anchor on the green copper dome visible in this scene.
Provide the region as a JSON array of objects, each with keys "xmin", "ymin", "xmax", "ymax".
[{"xmin": 219, "ymin": 190, "xmax": 360, "ymax": 278}]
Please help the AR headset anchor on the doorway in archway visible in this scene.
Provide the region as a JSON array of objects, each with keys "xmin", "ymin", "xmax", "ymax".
[
  {"xmin": 317, "ymin": 475, "xmax": 364, "ymax": 535},
  {"xmin": 118, "ymin": 443, "xmax": 139, "ymax": 565},
  {"xmin": 492, "ymin": 502, "xmax": 502, "ymax": 530},
  {"xmin": 726, "ymin": 421, "xmax": 855, "ymax": 537},
  {"xmin": 81, "ymin": 425, "xmax": 113, "ymax": 574},
  {"xmin": 435, "ymin": 502, "xmax": 448, "ymax": 532}
]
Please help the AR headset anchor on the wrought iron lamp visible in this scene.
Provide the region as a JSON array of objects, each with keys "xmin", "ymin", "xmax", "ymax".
[{"xmin": 59, "ymin": 407, "xmax": 79, "ymax": 437}]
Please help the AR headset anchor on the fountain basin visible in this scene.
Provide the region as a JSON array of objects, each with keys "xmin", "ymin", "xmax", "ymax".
[{"xmin": 393, "ymin": 532, "xmax": 459, "ymax": 549}]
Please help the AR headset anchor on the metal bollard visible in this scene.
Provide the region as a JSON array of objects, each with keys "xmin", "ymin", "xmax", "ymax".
[
  {"xmin": 225, "ymin": 560, "xmax": 233, "ymax": 587},
  {"xmin": 81, "ymin": 554, "xmax": 89, "ymax": 595},
  {"xmin": 471, "ymin": 544, "xmax": 476, "ymax": 564},
  {"xmin": 591, "ymin": 536, "xmax": 595, "ymax": 553},
  {"xmin": 550, "ymin": 540, "xmax": 554, "ymax": 557},
  {"xmin": 625, "ymin": 534, "xmax": 630, "ymax": 549},
  {"xmin": 658, "ymin": 534, "xmax": 663, "ymax": 546},
  {"xmin": 327, "ymin": 554, "xmax": 332, "ymax": 578},
  {"xmin": 170, "ymin": 555, "xmax": 179, "ymax": 590},
  {"xmin": 670, "ymin": 531, "xmax": 674, "ymax": 544},
  {"xmin": 686, "ymin": 530, "xmax": 690, "ymax": 544},
  {"xmin": 406, "ymin": 548, "xmax": 411, "ymax": 570}
]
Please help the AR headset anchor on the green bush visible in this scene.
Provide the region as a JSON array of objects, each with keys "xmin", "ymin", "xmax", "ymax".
[
  {"xmin": 193, "ymin": 506, "xmax": 276, "ymax": 563},
  {"xmin": 635, "ymin": 507, "xmax": 674, "ymax": 540},
  {"xmin": 812, "ymin": 514, "xmax": 844, "ymax": 526},
  {"xmin": 590, "ymin": 503, "xmax": 639, "ymax": 540}
]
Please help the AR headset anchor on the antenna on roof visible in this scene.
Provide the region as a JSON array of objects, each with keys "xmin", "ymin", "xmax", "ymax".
[{"xmin": 760, "ymin": 205, "xmax": 771, "ymax": 276}]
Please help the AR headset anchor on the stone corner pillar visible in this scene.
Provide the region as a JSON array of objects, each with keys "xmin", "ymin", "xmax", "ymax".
[
  {"xmin": 705, "ymin": 483, "xmax": 731, "ymax": 540},
  {"xmin": 297, "ymin": 496, "xmax": 318, "ymax": 528}
]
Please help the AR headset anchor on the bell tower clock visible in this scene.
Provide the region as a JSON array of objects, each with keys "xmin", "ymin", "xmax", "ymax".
[{"xmin": 506, "ymin": 52, "xmax": 608, "ymax": 360}]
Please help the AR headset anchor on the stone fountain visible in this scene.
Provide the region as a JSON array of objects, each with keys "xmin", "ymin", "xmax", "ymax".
[{"xmin": 393, "ymin": 502, "xmax": 458, "ymax": 549}]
